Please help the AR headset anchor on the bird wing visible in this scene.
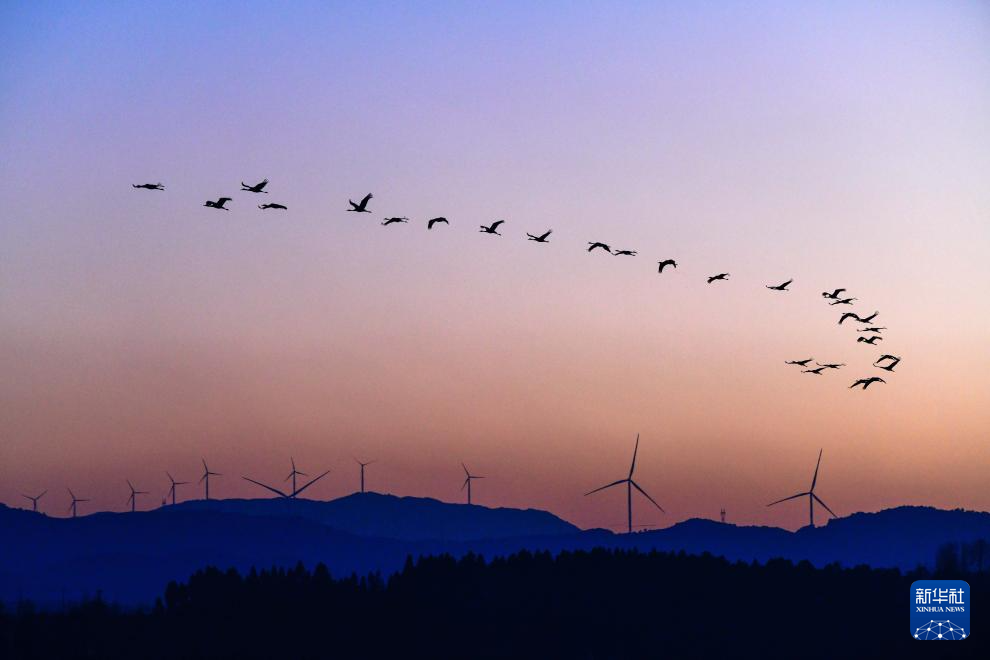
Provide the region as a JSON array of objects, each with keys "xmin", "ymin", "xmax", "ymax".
[
  {"xmin": 539, "ymin": 230, "xmax": 552, "ymax": 240},
  {"xmin": 584, "ymin": 479, "xmax": 626, "ymax": 496},
  {"xmin": 360, "ymin": 193, "xmax": 372, "ymax": 206},
  {"xmin": 767, "ymin": 492, "xmax": 807, "ymax": 506},
  {"xmin": 218, "ymin": 197, "xmax": 232, "ymax": 204},
  {"xmin": 241, "ymin": 477, "xmax": 289, "ymax": 498},
  {"xmin": 491, "ymin": 220, "xmax": 504, "ymax": 229}
]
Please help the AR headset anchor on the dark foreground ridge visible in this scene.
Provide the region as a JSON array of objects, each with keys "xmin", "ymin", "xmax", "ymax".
[{"xmin": 3, "ymin": 549, "xmax": 986, "ymax": 659}]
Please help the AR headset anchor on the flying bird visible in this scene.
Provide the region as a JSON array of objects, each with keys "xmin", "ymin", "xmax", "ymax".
[
  {"xmin": 707, "ymin": 273, "xmax": 729, "ymax": 283},
  {"xmin": 527, "ymin": 229, "xmax": 552, "ymax": 243},
  {"xmin": 829, "ymin": 297, "xmax": 857, "ymax": 306},
  {"xmin": 587, "ymin": 242, "xmax": 612, "ymax": 253},
  {"xmin": 479, "ymin": 220, "xmax": 505, "ymax": 235},
  {"xmin": 613, "ymin": 249, "xmax": 637, "ymax": 256},
  {"xmin": 785, "ymin": 358, "xmax": 814, "ymax": 367},
  {"xmin": 857, "ymin": 327, "xmax": 886, "ymax": 333},
  {"xmin": 258, "ymin": 203, "xmax": 287, "ymax": 210},
  {"xmin": 874, "ymin": 354, "xmax": 900, "ymax": 365},
  {"xmin": 204, "ymin": 197, "xmax": 232, "ymax": 210},
  {"xmin": 815, "ymin": 362, "xmax": 845, "ymax": 370},
  {"xmin": 132, "ymin": 183, "xmax": 164, "ymax": 190},
  {"xmin": 241, "ymin": 178, "xmax": 269, "ymax": 193},
  {"xmin": 657, "ymin": 259, "xmax": 677, "ymax": 273},
  {"xmin": 857, "ymin": 311, "xmax": 880, "ymax": 324},
  {"xmin": 875, "ymin": 359, "xmax": 900, "ymax": 372},
  {"xmin": 822, "ymin": 288, "xmax": 846, "ymax": 299},
  {"xmin": 838, "ymin": 312, "xmax": 861, "ymax": 325},
  {"xmin": 382, "ymin": 217, "xmax": 408, "ymax": 226},
  {"xmin": 766, "ymin": 278, "xmax": 793, "ymax": 291},
  {"xmin": 347, "ymin": 193, "xmax": 373, "ymax": 213},
  {"xmin": 427, "ymin": 217, "xmax": 449, "ymax": 230},
  {"xmin": 857, "ymin": 335, "xmax": 882, "ymax": 345},
  {"xmin": 850, "ymin": 377, "xmax": 885, "ymax": 390},
  {"xmin": 802, "ymin": 367, "xmax": 827, "ymax": 375}
]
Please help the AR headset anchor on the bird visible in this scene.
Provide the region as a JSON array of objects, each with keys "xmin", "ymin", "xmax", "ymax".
[
  {"xmin": 875, "ymin": 359, "xmax": 900, "ymax": 372},
  {"xmin": 857, "ymin": 311, "xmax": 880, "ymax": 324},
  {"xmin": 258, "ymin": 203, "xmax": 287, "ymax": 210},
  {"xmin": 815, "ymin": 362, "xmax": 845, "ymax": 370},
  {"xmin": 803, "ymin": 367, "xmax": 827, "ymax": 375},
  {"xmin": 766, "ymin": 278, "xmax": 793, "ymax": 291},
  {"xmin": 587, "ymin": 242, "xmax": 611, "ymax": 253},
  {"xmin": 427, "ymin": 217, "xmax": 449, "ymax": 230},
  {"xmin": 132, "ymin": 183, "xmax": 164, "ymax": 190},
  {"xmin": 822, "ymin": 288, "xmax": 846, "ymax": 299},
  {"xmin": 707, "ymin": 273, "xmax": 729, "ymax": 283},
  {"xmin": 381, "ymin": 217, "xmax": 408, "ymax": 226},
  {"xmin": 204, "ymin": 197, "xmax": 232, "ymax": 210},
  {"xmin": 480, "ymin": 220, "xmax": 505, "ymax": 235},
  {"xmin": 850, "ymin": 377, "xmax": 885, "ymax": 389},
  {"xmin": 857, "ymin": 327, "xmax": 886, "ymax": 333},
  {"xmin": 613, "ymin": 249, "xmax": 637, "ymax": 256},
  {"xmin": 657, "ymin": 259, "xmax": 677, "ymax": 273},
  {"xmin": 527, "ymin": 229, "xmax": 552, "ymax": 243},
  {"xmin": 240, "ymin": 178, "xmax": 269, "ymax": 193},
  {"xmin": 874, "ymin": 354, "xmax": 900, "ymax": 365},
  {"xmin": 829, "ymin": 297, "xmax": 857, "ymax": 306},
  {"xmin": 347, "ymin": 193, "xmax": 373, "ymax": 213},
  {"xmin": 838, "ymin": 312, "xmax": 861, "ymax": 325},
  {"xmin": 785, "ymin": 358, "xmax": 814, "ymax": 367},
  {"xmin": 857, "ymin": 335, "xmax": 882, "ymax": 345}
]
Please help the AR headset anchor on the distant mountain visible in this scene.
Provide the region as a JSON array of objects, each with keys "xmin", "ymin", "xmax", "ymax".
[
  {"xmin": 0, "ymin": 499, "xmax": 986, "ymax": 606},
  {"xmin": 173, "ymin": 492, "xmax": 580, "ymax": 541}
]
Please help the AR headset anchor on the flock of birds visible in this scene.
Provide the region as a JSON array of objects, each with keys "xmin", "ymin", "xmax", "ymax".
[{"xmin": 132, "ymin": 180, "xmax": 900, "ymax": 391}]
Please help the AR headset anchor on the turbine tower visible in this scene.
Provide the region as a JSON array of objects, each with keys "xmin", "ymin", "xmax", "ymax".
[
  {"xmin": 461, "ymin": 463, "xmax": 483, "ymax": 505},
  {"xmin": 355, "ymin": 458, "xmax": 375, "ymax": 494},
  {"xmin": 720, "ymin": 507, "xmax": 726, "ymax": 524},
  {"xmin": 584, "ymin": 434, "xmax": 664, "ymax": 534},
  {"xmin": 199, "ymin": 459, "xmax": 221, "ymax": 500},
  {"xmin": 22, "ymin": 491, "xmax": 47, "ymax": 513},
  {"xmin": 126, "ymin": 480, "xmax": 148, "ymax": 513},
  {"xmin": 285, "ymin": 457, "xmax": 307, "ymax": 495},
  {"xmin": 67, "ymin": 489, "xmax": 89, "ymax": 518},
  {"xmin": 766, "ymin": 448, "xmax": 837, "ymax": 527},
  {"xmin": 166, "ymin": 472, "xmax": 188, "ymax": 506}
]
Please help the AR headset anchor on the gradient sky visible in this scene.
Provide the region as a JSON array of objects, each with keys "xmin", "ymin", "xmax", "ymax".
[{"xmin": 1, "ymin": 1, "xmax": 988, "ymax": 531}]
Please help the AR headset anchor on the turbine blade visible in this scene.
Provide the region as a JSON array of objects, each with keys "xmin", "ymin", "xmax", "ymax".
[
  {"xmin": 461, "ymin": 477, "xmax": 470, "ymax": 491},
  {"xmin": 811, "ymin": 448, "xmax": 823, "ymax": 491},
  {"xmin": 584, "ymin": 479, "xmax": 627, "ymax": 496},
  {"xmin": 39, "ymin": 490, "xmax": 47, "ymax": 499},
  {"xmin": 628, "ymin": 433, "xmax": 640, "ymax": 479},
  {"xmin": 462, "ymin": 463, "xmax": 470, "ymax": 477},
  {"xmin": 198, "ymin": 473, "xmax": 207, "ymax": 484},
  {"xmin": 812, "ymin": 493, "xmax": 838, "ymax": 518},
  {"xmin": 630, "ymin": 480, "xmax": 664, "ymax": 512},
  {"xmin": 766, "ymin": 491, "xmax": 809, "ymax": 507},
  {"xmin": 241, "ymin": 476, "xmax": 289, "ymax": 498},
  {"xmin": 293, "ymin": 470, "xmax": 330, "ymax": 497}
]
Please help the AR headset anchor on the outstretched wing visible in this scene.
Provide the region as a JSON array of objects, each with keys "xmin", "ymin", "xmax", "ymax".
[
  {"xmin": 490, "ymin": 220, "xmax": 504, "ymax": 229},
  {"xmin": 360, "ymin": 193, "xmax": 372, "ymax": 206}
]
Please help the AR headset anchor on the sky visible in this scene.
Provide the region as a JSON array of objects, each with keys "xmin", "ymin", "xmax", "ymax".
[{"xmin": 1, "ymin": 1, "xmax": 988, "ymax": 531}]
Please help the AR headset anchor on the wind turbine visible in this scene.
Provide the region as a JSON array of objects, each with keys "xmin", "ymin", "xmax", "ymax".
[
  {"xmin": 584, "ymin": 434, "xmax": 664, "ymax": 534},
  {"xmin": 766, "ymin": 448, "xmax": 837, "ymax": 527},
  {"xmin": 243, "ymin": 465, "xmax": 330, "ymax": 499},
  {"xmin": 285, "ymin": 457, "xmax": 307, "ymax": 495},
  {"xmin": 461, "ymin": 463, "xmax": 483, "ymax": 505},
  {"xmin": 355, "ymin": 458, "xmax": 375, "ymax": 494},
  {"xmin": 126, "ymin": 480, "xmax": 148, "ymax": 513},
  {"xmin": 67, "ymin": 489, "xmax": 89, "ymax": 518},
  {"xmin": 22, "ymin": 490, "xmax": 46, "ymax": 513},
  {"xmin": 199, "ymin": 459, "xmax": 221, "ymax": 500},
  {"xmin": 166, "ymin": 472, "xmax": 188, "ymax": 505}
]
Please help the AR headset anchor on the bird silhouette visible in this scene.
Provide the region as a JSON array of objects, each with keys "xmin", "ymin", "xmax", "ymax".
[
  {"xmin": 829, "ymin": 297, "xmax": 857, "ymax": 306},
  {"xmin": 587, "ymin": 242, "xmax": 611, "ymax": 253},
  {"xmin": 850, "ymin": 377, "xmax": 885, "ymax": 389},
  {"xmin": 857, "ymin": 311, "xmax": 879, "ymax": 324},
  {"xmin": 857, "ymin": 326, "xmax": 886, "ymax": 333},
  {"xmin": 802, "ymin": 367, "xmax": 827, "ymax": 375},
  {"xmin": 838, "ymin": 312, "xmax": 862, "ymax": 325},
  {"xmin": 427, "ymin": 217, "xmax": 449, "ymax": 230},
  {"xmin": 347, "ymin": 193, "xmax": 373, "ymax": 213},
  {"xmin": 874, "ymin": 354, "xmax": 900, "ymax": 365},
  {"xmin": 707, "ymin": 273, "xmax": 729, "ymax": 283},
  {"xmin": 766, "ymin": 278, "xmax": 793, "ymax": 291},
  {"xmin": 258, "ymin": 203, "xmax": 287, "ymax": 210},
  {"xmin": 132, "ymin": 183, "xmax": 164, "ymax": 190},
  {"xmin": 822, "ymin": 288, "xmax": 846, "ymax": 299},
  {"xmin": 241, "ymin": 178, "xmax": 269, "ymax": 193},
  {"xmin": 204, "ymin": 197, "xmax": 232, "ymax": 210},
  {"xmin": 857, "ymin": 335, "xmax": 882, "ymax": 345},
  {"xmin": 613, "ymin": 249, "xmax": 637, "ymax": 256},
  {"xmin": 815, "ymin": 362, "xmax": 845, "ymax": 369},
  {"xmin": 785, "ymin": 358, "xmax": 814, "ymax": 367},
  {"xmin": 480, "ymin": 220, "xmax": 505, "ymax": 235},
  {"xmin": 527, "ymin": 229, "xmax": 552, "ymax": 243},
  {"xmin": 381, "ymin": 217, "xmax": 408, "ymax": 226},
  {"xmin": 875, "ymin": 359, "xmax": 900, "ymax": 372},
  {"xmin": 657, "ymin": 259, "xmax": 677, "ymax": 273}
]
